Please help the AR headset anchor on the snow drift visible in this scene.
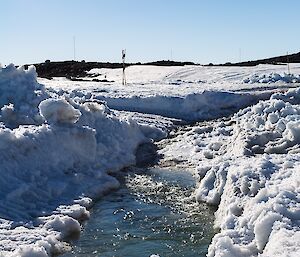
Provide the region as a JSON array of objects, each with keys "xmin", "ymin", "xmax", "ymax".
[
  {"xmin": 195, "ymin": 87, "xmax": 300, "ymax": 257},
  {"xmin": 95, "ymin": 91, "xmax": 260, "ymax": 122},
  {"xmin": 0, "ymin": 65, "xmax": 148, "ymax": 256}
]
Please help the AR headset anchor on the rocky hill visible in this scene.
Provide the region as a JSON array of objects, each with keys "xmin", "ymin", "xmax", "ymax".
[
  {"xmin": 24, "ymin": 60, "xmax": 197, "ymax": 79},
  {"xmin": 220, "ymin": 51, "xmax": 300, "ymax": 66}
]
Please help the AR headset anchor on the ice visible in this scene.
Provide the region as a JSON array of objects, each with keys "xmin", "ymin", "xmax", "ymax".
[
  {"xmin": 55, "ymin": 204, "xmax": 90, "ymax": 220},
  {"xmin": 73, "ymin": 197, "xmax": 93, "ymax": 209}
]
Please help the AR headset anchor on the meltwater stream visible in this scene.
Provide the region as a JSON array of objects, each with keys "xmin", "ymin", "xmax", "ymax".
[{"xmin": 63, "ymin": 167, "xmax": 216, "ymax": 257}]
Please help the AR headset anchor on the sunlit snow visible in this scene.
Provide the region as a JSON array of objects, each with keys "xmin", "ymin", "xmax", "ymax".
[{"xmin": 0, "ymin": 64, "xmax": 299, "ymax": 256}]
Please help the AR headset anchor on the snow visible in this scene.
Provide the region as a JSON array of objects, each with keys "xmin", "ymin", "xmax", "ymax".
[
  {"xmin": 203, "ymin": 155, "xmax": 300, "ymax": 257},
  {"xmin": 243, "ymin": 72, "xmax": 300, "ymax": 84},
  {"xmin": 0, "ymin": 64, "xmax": 47, "ymax": 128},
  {"xmin": 161, "ymin": 86, "xmax": 300, "ymax": 256},
  {"xmin": 93, "ymin": 90, "xmax": 260, "ymax": 121},
  {"xmin": 86, "ymin": 64, "xmax": 300, "ymax": 87},
  {"xmin": 40, "ymin": 64, "xmax": 300, "ymax": 121},
  {"xmin": 1, "ymin": 63, "xmax": 300, "ymax": 256},
  {"xmin": 0, "ymin": 65, "xmax": 149, "ymax": 256},
  {"xmin": 39, "ymin": 99, "xmax": 81, "ymax": 124}
]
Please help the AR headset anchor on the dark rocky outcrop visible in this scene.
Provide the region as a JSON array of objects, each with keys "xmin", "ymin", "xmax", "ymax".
[
  {"xmin": 24, "ymin": 60, "xmax": 197, "ymax": 79},
  {"xmin": 219, "ymin": 52, "xmax": 300, "ymax": 67}
]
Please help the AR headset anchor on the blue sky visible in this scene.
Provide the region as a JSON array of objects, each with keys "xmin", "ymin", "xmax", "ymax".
[{"xmin": 1, "ymin": 0, "xmax": 300, "ymax": 65}]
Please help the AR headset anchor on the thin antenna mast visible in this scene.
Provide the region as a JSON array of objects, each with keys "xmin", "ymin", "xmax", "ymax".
[
  {"xmin": 73, "ymin": 36, "xmax": 76, "ymax": 61},
  {"xmin": 122, "ymin": 49, "xmax": 126, "ymax": 85},
  {"xmin": 287, "ymin": 51, "xmax": 291, "ymax": 74},
  {"xmin": 239, "ymin": 48, "xmax": 242, "ymax": 63}
]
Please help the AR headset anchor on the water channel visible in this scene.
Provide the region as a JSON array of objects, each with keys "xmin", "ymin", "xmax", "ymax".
[{"xmin": 62, "ymin": 166, "xmax": 216, "ymax": 257}]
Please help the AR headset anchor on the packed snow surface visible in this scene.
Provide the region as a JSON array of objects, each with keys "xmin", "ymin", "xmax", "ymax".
[
  {"xmin": 42, "ymin": 63, "xmax": 300, "ymax": 93},
  {"xmin": 85, "ymin": 64, "xmax": 300, "ymax": 86},
  {"xmin": 1, "ymin": 63, "xmax": 300, "ymax": 256},
  {"xmin": 40, "ymin": 64, "xmax": 300, "ymax": 121}
]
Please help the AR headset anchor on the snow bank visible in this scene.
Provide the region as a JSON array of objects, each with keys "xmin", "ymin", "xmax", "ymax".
[
  {"xmin": 0, "ymin": 65, "xmax": 149, "ymax": 256},
  {"xmin": 95, "ymin": 90, "xmax": 259, "ymax": 121},
  {"xmin": 201, "ymin": 155, "xmax": 300, "ymax": 257},
  {"xmin": 232, "ymin": 87, "xmax": 300, "ymax": 155},
  {"xmin": 194, "ymin": 87, "xmax": 300, "ymax": 256},
  {"xmin": 243, "ymin": 72, "xmax": 300, "ymax": 84}
]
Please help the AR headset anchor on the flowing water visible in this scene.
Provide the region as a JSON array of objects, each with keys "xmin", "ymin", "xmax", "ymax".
[{"xmin": 62, "ymin": 167, "xmax": 216, "ymax": 257}]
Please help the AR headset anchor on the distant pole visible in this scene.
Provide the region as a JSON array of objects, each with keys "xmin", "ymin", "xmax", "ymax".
[
  {"xmin": 239, "ymin": 48, "xmax": 242, "ymax": 63},
  {"xmin": 171, "ymin": 49, "xmax": 173, "ymax": 61},
  {"xmin": 287, "ymin": 51, "xmax": 291, "ymax": 74},
  {"xmin": 122, "ymin": 49, "xmax": 126, "ymax": 85},
  {"xmin": 73, "ymin": 36, "xmax": 76, "ymax": 61}
]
